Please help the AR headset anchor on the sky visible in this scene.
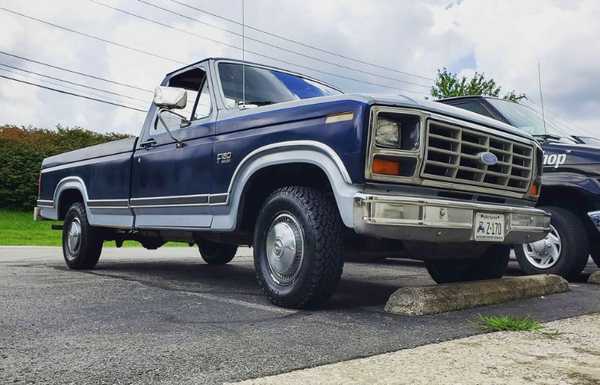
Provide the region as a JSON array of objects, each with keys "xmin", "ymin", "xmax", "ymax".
[{"xmin": 0, "ymin": 0, "xmax": 598, "ymax": 137}]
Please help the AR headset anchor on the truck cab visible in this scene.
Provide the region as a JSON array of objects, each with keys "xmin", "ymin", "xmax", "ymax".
[
  {"xmin": 36, "ymin": 59, "xmax": 550, "ymax": 308},
  {"xmin": 440, "ymin": 96, "xmax": 600, "ymax": 278}
]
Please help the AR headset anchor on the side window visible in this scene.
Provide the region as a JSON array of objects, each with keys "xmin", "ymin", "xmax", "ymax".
[
  {"xmin": 152, "ymin": 67, "xmax": 210, "ymax": 137},
  {"xmin": 193, "ymin": 81, "xmax": 211, "ymax": 120}
]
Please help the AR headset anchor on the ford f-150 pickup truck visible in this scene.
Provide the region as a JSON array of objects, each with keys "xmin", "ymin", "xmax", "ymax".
[
  {"xmin": 440, "ymin": 96, "xmax": 600, "ymax": 278},
  {"xmin": 35, "ymin": 58, "xmax": 550, "ymax": 308}
]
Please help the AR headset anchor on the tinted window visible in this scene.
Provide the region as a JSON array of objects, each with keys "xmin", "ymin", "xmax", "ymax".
[
  {"xmin": 450, "ymin": 100, "xmax": 494, "ymax": 118},
  {"xmin": 218, "ymin": 62, "xmax": 340, "ymax": 108}
]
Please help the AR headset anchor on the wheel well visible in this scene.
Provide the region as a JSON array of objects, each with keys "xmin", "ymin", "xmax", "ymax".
[
  {"xmin": 538, "ymin": 186, "xmax": 593, "ymax": 215},
  {"xmin": 57, "ymin": 189, "xmax": 85, "ymax": 219},
  {"xmin": 538, "ymin": 185, "xmax": 597, "ymax": 238},
  {"xmin": 237, "ymin": 163, "xmax": 333, "ymax": 235}
]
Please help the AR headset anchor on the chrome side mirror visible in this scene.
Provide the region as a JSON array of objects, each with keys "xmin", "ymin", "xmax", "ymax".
[{"xmin": 153, "ymin": 86, "xmax": 187, "ymax": 109}]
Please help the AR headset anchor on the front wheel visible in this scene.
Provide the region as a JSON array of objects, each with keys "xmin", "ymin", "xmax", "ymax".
[
  {"xmin": 62, "ymin": 202, "xmax": 103, "ymax": 269},
  {"xmin": 425, "ymin": 245, "xmax": 510, "ymax": 284},
  {"xmin": 253, "ymin": 186, "xmax": 344, "ymax": 308},
  {"xmin": 515, "ymin": 206, "xmax": 589, "ymax": 279}
]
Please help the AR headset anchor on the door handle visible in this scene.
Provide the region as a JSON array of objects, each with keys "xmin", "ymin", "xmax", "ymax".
[{"xmin": 140, "ymin": 138, "xmax": 157, "ymax": 149}]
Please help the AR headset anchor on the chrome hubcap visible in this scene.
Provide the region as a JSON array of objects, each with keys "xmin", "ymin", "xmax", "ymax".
[
  {"xmin": 265, "ymin": 213, "xmax": 304, "ymax": 285},
  {"xmin": 66, "ymin": 217, "xmax": 82, "ymax": 259},
  {"xmin": 522, "ymin": 224, "xmax": 561, "ymax": 269}
]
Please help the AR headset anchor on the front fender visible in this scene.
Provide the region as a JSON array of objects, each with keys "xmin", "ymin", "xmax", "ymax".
[{"xmin": 211, "ymin": 140, "xmax": 359, "ymax": 230}]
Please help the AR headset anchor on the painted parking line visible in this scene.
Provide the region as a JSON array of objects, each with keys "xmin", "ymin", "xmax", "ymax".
[{"xmin": 181, "ymin": 291, "xmax": 298, "ymax": 315}]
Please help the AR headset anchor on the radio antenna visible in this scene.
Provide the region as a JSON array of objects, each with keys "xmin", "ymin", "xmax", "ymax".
[
  {"xmin": 241, "ymin": 0, "xmax": 246, "ymax": 108},
  {"xmin": 537, "ymin": 60, "xmax": 547, "ymax": 134}
]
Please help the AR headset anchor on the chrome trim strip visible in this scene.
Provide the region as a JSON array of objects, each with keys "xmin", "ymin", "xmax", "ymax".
[
  {"xmin": 88, "ymin": 199, "xmax": 129, "ymax": 208},
  {"xmin": 130, "ymin": 195, "xmax": 209, "ymax": 206},
  {"xmin": 37, "ymin": 199, "xmax": 54, "ymax": 208},
  {"xmin": 355, "ymin": 193, "xmax": 544, "ymax": 214},
  {"xmin": 131, "ymin": 193, "xmax": 209, "ymax": 201}
]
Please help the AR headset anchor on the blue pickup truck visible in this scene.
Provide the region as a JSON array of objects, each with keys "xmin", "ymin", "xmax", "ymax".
[
  {"xmin": 440, "ymin": 96, "xmax": 600, "ymax": 278},
  {"xmin": 35, "ymin": 58, "xmax": 550, "ymax": 308}
]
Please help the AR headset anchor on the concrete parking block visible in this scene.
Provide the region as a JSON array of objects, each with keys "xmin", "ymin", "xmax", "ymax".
[
  {"xmin": 589, "ymin": 271, "xmax": 600, "ymax": 284},
  {"xmin": 385, "ymin": 274, "xmax": 569, "ymax": 316}
]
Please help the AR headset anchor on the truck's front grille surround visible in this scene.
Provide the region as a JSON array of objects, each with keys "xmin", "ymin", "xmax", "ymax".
[{"xmin": 421, "ymin": 120, "xmax": 533, "ymax": 193}]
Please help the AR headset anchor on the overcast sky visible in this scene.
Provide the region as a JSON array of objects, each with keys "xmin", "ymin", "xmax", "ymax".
[{"xmin": 0, "ymin": 0, "xmax": 598, "ymax": 136}]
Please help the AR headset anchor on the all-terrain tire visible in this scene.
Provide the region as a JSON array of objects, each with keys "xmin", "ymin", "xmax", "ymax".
[
  {"xmin": 198, "ymin": 241, "xmax": 237, "ymax": 265},
  {"xmin": 62, "ymin": 202, "xmax": 103, "ymax": 269},
  {"xmin": 515, "ymin": 206, "xmax": 589, "ymax": 279},
  {"xmin": 253, "ymin": 186, "xmax": 344, "ymax": 308},
  {"xmin": 425, "ymin": 245, "xmax": 510, "ymax": 284}
]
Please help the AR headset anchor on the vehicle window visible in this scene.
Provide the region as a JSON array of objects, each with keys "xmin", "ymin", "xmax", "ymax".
[
  {"xmin": 152, "ymin": 68, "xmax": 207, "ymax": 136},
  {"xmin": 193, "ymin": 80, "xmax": 211, "ymax": 120},
  {"xmin": 486, "ymin": 98, "xmax": 573, "ymax": 139},
  {"xmin": 451, "ymin": 101, "xmax": 494, "ymax": 119},
  {"xmin": 218, "ymin": 62, "xmax": 340, "ymax": 108}
]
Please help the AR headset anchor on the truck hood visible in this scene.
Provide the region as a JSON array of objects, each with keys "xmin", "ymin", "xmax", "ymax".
[{"xmin": 349, "ymin": 93, "xmax": 535, "ymax": 141}]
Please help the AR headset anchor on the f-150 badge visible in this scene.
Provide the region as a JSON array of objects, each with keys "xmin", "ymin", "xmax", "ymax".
[{"xmin": 217, "ymin": 152, "xmax": 232, "ymax": 164}]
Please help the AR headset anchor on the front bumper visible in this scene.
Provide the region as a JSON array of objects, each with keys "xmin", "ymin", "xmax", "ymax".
[
  {"xmin": 353, "ymin": 193, "xmax": 550, "ymax": 244},
  {"xmin": 588, "ymin": 210, "xmax": 600, "ymax": 232}
]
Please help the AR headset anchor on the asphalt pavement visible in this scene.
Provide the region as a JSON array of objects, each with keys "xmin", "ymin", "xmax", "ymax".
[{"xmin": 1, "ymin": 246, "xmax": 599, "ymax": 384}]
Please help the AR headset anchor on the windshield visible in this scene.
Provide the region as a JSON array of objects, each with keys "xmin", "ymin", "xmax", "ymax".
[
  {"xmin": 486, "ymin": 98, "xmax": 576, "ymax": 143},
  {"xmin": 218, "ymin": 62, "xmax": 341, "ymax": 108}
]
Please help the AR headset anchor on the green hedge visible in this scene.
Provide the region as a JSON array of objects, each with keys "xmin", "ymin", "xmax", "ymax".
[{"xmin": 0, "ymin": 125, "xmax": 130, "ymax": 210}]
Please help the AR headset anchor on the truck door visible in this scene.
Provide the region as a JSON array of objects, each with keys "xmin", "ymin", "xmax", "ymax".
[{"xmin": 131, "ymin": 65, "xmax": 217, "ymax": 229}]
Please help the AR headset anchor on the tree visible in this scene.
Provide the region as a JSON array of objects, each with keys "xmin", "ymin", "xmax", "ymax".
[{"xmin": 431, "ymin": 68, "xmax": 526, "ymax": 102}]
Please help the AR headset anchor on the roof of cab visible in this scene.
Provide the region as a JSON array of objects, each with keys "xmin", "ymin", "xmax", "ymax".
[{"xmin": 165, "ymin": 57, "xmax": 341, "ymax": 91}]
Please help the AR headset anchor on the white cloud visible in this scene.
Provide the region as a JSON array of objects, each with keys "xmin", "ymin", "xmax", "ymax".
[{"xmin": 0, "ymin": 0, "xmax": 598, "ymax": 138}]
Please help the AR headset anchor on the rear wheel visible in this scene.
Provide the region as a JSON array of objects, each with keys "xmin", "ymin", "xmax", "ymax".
[
  {"xmin": 425, "ymin": 245, "xmax": 510, "ymax": 284},
  {"xmin": 198, "ymin": 241, "xmax": 237, "ymax": 265},
  {"xmin": 515, "ymin": 206, "xmax": 589, "ymax": 279},
  {"xmin": 62, "ymin": 202, "xmax": 103, "ymax": 269},
  {"xmin": 253, "ymin": 186, "xmax": 344, "ymax": 308}
]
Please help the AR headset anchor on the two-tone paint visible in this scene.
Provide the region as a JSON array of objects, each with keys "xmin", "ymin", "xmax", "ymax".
[{"xmin": 38, "ymin": 58, "xmax": 541, "ymax": 237}]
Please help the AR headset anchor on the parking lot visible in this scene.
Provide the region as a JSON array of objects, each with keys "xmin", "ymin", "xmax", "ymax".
[{"xmin": 1, "ymin": 246, "xmax": 599, "ymax": 384}]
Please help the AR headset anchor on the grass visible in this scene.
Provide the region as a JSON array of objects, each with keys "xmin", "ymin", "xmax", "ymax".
[
  {"xmin": 476, "ymin": 314, "xmax": 544, "ymax": 332},
  {"xmin": 0, "ymin": 210, "xmax": 186, "ymax": 247}
]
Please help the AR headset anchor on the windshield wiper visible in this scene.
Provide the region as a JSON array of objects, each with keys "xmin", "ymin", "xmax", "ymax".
[{"xmin": 533, "ymin": 133, "xmax": 562, "ymax": 142}]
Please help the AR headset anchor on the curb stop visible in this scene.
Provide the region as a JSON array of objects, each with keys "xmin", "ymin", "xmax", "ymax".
[{"xmin": 385, "ymin": 274, "xmax": 569, "ymax": 316}]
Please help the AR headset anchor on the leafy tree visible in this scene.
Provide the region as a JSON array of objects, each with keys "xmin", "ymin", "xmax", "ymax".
[
  {"xmin": 431, "ymin": 68, "xmax": 526, "ymax": 102},
  {"xmin": 0, "ymin": 125, "xmax": 130, "ymax": 210}
]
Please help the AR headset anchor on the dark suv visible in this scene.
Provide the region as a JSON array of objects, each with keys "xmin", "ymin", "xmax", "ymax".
[{"xmin": 440, "ymin": 96, "xmax": 600, "ymax": 278}]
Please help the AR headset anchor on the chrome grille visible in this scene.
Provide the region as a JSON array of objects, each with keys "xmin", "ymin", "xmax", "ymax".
[{"xmin": 421, "ymin": 120, "xmax": 533, "ymax": 192}]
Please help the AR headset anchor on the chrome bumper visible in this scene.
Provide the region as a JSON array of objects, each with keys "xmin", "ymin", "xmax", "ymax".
[
  {"xmin": 588, "ymin": 210, "xmax": 600, "ymax": 232},
  {"xmin": 353, "ymin": 193, "xmax": 550, "ymax": 244}
]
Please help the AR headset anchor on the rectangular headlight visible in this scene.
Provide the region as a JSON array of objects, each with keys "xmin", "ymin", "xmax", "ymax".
[{"xmin": 374, "ymin": 113, "xmax": 420, "ymax": 150}]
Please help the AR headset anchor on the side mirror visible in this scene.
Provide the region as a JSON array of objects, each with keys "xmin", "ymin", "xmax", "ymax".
[{"xmin": 153, "ymin": 86, "xmax": 187, "ymax": 109}]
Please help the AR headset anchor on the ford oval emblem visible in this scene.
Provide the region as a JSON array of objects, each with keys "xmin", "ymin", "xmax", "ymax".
[{"xmin": 479, "ymin": 151, "xmax": 498, "ymax": 166}]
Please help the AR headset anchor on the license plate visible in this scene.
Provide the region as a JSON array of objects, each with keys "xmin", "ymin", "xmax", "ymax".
[{"xmin": 473, "ymin": 212, "xmax": 505, "ymax": 242}]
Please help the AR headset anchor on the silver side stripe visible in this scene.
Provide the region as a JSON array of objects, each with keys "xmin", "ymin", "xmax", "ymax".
[{"xmin": 37, "ymin": 199, "xmax": 54, "ymax": 208}]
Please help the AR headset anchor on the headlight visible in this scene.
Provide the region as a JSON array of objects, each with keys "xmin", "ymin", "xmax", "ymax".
[
  {"xmin": 375, "ymin": 117, "xmax": 400, "ymax": 147},
  {"xmin": 374, "ymin": 113, "xmax": 420, "ymax": 150}
]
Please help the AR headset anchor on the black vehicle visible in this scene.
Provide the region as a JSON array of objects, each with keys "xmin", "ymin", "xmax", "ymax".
[{"xmin": 440, "ymin": 96, "xmax": 600, "ymax": 278}]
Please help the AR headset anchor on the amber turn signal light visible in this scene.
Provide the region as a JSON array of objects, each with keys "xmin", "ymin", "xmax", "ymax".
[
  {"xmin": 528, "ymin": 179, "xmax": 541, "ymax": 198},
  {"xmin": 372, "ymin": 156, "xmax": 401, "ymax": 176}
]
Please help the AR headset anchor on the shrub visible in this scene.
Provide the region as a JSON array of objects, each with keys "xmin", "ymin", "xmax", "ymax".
[{"xmin": 0, "ymin": 125, "xmax": 130, "ymax": 210}]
